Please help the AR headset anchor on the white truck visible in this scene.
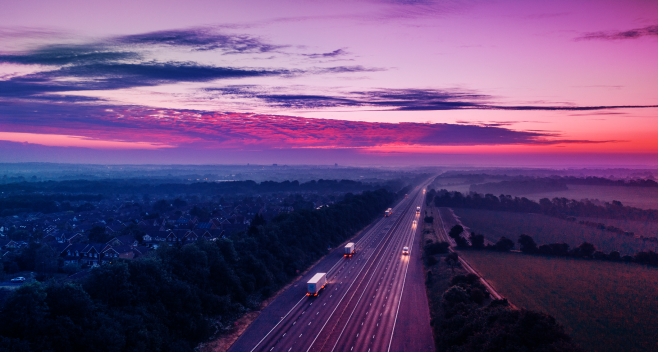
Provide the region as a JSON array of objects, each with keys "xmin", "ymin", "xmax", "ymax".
[
  {"xmin": 344, "ymin": 242, "xmax": 356, "ymax": 257},
  {"xmin": 307, "ymin": 273, "xmax": 327, "ymax": 296},
  {"xmin": 385, "ymin": 208, "xmax": 392, "ymax": 217}
]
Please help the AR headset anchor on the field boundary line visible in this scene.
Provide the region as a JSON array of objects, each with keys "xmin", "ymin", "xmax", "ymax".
[{"xmin": 435, "ymin": 207, "xmax": 507, "ymax": 302}]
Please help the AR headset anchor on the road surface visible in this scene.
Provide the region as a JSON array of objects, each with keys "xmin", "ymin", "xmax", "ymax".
[{"xmin": 228, "ymin": 185, "xmax": 434, "ymax": 352}]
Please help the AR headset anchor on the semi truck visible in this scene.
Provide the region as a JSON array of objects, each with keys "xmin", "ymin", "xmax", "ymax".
[
  {"xmin": 307, "ymin": 273, "xmax": 327, "ymax": 296},
  {"xmin": 344, "ymin": 242, "xmax": 355, "ymax": 257},
  {"xmin": 385, "ymin": 208, "xmax": 392, "ymax": 217}
]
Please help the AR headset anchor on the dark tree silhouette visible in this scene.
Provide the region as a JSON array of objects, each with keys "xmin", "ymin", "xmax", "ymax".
[
  {"xmin": 518, "ymin": 234, "xmax": 538, "ymax": 253},
  {"xmin": 575, "ymin": 242, "xmax": 596, "ymax": 258},
  {"xmin": 469, "ymin": 232, "xmax": 485, "ymax": 249},
  {"xmin": 448, "ymin": 225, "xmax": 464, "ymax": 238},
  {"xmin": 494, "ymin": 237, "xmax": 514, "ymax": 251}
]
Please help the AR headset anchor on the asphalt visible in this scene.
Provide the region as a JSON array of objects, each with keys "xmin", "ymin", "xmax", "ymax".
[{"xmin": 228, "ymin": 184, "xmax": 434, "ymax": 352}]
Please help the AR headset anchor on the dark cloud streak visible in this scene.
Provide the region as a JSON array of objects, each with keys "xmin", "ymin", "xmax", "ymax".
[
  {"xmin": 576, "ymin": 24, "xmax": 658, "ymax": 41},
  {"xmin": 117, "ymin": 28, "xmax": 286, "ymax": 53},
  {"xmin": 208, "ymin": 87, "xmax": 658, "ymax": 112}
]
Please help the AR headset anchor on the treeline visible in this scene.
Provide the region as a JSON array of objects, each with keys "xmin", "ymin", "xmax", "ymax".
[
  {"xmin": 430, "ymin": 189, "xmax": 658, "ymax": 222},
  {"xmin": 440, "ymin": 173, "xmax": 658, "ymax": 188},
  {"xmin": 0, "ymin": 189, "xmax": 397, "ymax": 352},
  {"xmin": 448, "ymin": 224, "xmax": 658, "ymax": 267},
  {"xmin": 470, "ymin": 179, "xmax": 568, "ymax": 195},
  {"xmin": 0, "ymin": 178, "xmax": 400, "ymax": 197},
  {"xmin": 435, "ymin": 274, "xmax": 582, "ymax": 351},
  {"xmin": 551, "ymin": 176, "xmax": 658, "ymax": 188},
  {"xmin": 0, "ymin": 194, "xmax": 103, "ymax": 216}
]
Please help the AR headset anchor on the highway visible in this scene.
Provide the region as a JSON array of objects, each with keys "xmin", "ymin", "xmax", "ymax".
[{"xmin": 228, "ymin": 185, "xmax": 434, "ymax": 352}]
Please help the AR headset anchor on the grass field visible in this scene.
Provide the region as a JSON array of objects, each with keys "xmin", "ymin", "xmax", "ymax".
[
  {"xmin": 506, "ymin": 184, "xmax": 658, "ymax": 210},
  {"xmin": 458, "ymin": 250, "xmax": 658, "ymax": 352},
  {"xmin": 451, "ymin": 208, "xmax": 658, "ymax": 255}
]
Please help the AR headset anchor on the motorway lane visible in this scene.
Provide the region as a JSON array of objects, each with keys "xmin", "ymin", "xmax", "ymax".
[
  {"xmin": 229, "ymin": 197, "xmax": 412, "ymax": 352},
  {"xmin": 229, "ymin": 185, "xmax": 431, "ymax": 352},
  {"xmin": 321, "ymin": 189, "xmax": 424, "ymax": 352}
]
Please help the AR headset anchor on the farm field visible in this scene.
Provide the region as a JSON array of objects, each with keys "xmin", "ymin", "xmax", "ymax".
[
  {"xmin": 458, "ymin": 250, "xmax": 658, "ymax": 352},
  {"xmin": 450, "ymin": 208, "xmax": 658, "ymax": 255},
  {"xmin": 517, "ymin": 184, "xmax": 658, "ymax": 210}
]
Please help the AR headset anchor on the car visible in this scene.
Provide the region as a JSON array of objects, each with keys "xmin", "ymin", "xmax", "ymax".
[
  {"xmin": 412, "ymin": 220, "xmax": 417, "ymax": 226},
  {"xmin": 402, "ymin": 246, "xmax": 409, "ymax": 255},
  {"xmin": 10, "ymin": 277, "xmax": 26, "ymax": 283}
]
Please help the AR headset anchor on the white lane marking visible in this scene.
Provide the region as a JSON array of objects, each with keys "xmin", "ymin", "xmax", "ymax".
[
  {"xmin": 248, "ymin": 295, "xmax": 306, "ymax": 352},
  {"xmin": 387, "ymin": 198, "xmax": 419, "ymax": 352},
  {"xmin": 306, "ymin": 191, "xmax": 424, "ymax": 352}
]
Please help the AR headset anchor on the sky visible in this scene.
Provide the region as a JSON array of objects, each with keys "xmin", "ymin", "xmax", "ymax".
[{"xmin": 0, "ymin": 0, "xmax": 657, "ymax": 166}]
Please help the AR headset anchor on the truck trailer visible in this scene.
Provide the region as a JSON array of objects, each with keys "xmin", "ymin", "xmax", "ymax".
[
  {"xmin": 344, "ymin": 242, "xmax": 355, "ymax": 257},
  {"xmin": 385, "ymin": 208, "xmax": 392, "ymax": 217},
  {"xmin": 307, "ymin": 273, "xmax": 327, "ymax": 296}
]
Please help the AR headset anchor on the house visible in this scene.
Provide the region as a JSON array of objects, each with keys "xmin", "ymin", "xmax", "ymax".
[
  {"xmin": 63, "ymin": 243, "xmax": 88, "ymax": 264},
  {"xmin": 195, "ymin": 222, "xmax": 217, "ymax": 230},
  {"xmin": 105, "ymin": 222, "xmax": 126, "ymax": 234},
  {"xmin": 106, "ymin": 234, "xmax": 138, "ymax": 248},
  {"xmin": 80, "ymin": 244, "xmax": 104, "ymax": 266},
  {"xmin": 0, "ymin": 239, "xmax": 19, "ymax": 249},
  {"xmin": 102, "ymin": 244, "xmax": 134, "ymax": 262}
]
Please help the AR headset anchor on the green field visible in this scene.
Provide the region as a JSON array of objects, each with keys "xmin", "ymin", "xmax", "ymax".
[
  {"xmin": 459, "ymin": 250, "xmax": 658, "ymax": 352},
  {"xmin": 452, "ymin": 208, "xmax": 658, "ymax": 255}
]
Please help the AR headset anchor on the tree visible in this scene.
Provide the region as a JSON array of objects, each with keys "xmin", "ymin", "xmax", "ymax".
[
  {"xmin": 518, "ymin": 234, "xmax": 538, "ymax": 253},
  {"xmin": 8, "ymin": 229, "xmax": 30, "ymax": 242},
  {"xmin": 152, "ymin": 199, "xmax": 171, "ymax": 213},
  {"xmin": 173, "ymin": 198, "xmax": 187, "ymax": 208},
  {"xmin": 494, "ymin": 237, "xmax": 514, "ymax": 251},
  {"xmin": 0, "ymin": 283, "xmax": 48, "ymax": 339},
  {"xmin": 575, "ymin": 242, "xmax": 596, "ymax": 258},
  {"xmin": 423, "ymin": 216, "xmax": 434, "ymax": 224},
  {"xmin": 448, "ymin": 225, "xmax": 464, "ymax": 238},
  {"xmin": 190, "ymin": 206, "xmax": 210, "ymax": 220},
  {"xmin": 454, "ymin": 235, "xmax": 469, "ymax": 248},
  {"xmin": 469, "ymin": 232, "xmax": 485, "ymax": 249},
  {"xmin": 251, "ymin": 213, "xmax": 266, "ymax": 226},
  {"xmin": 88, "ymin": 226, "xmax": 112, "ymax": 244},
  {"xmin": 445, "ymin": 252, "xmax": 460, "ymax": 272}
]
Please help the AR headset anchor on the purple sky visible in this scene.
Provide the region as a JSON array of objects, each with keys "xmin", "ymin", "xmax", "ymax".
[{"xmin": 0, "ymin": 0, "xmax": 657, "ymax": 166}]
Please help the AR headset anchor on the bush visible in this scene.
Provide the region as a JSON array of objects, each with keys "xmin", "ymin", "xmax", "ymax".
[
  {"xmin": 427, "ymin": 256, "xmax": 439, "ymax": 266},
  {"xmin": 62, "ymin": 263, "xmax": 81, "ymax": 275},
  {"xmin": 424, "ymin": 241, "xmax": 450, "ymax": 255}
]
